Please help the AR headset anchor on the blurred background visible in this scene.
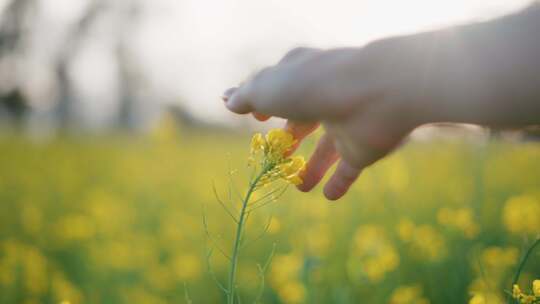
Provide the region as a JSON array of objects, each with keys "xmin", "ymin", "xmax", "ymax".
[{"xmin": 0, "ymin": 0, "xmax": 539, "ymax": 303}]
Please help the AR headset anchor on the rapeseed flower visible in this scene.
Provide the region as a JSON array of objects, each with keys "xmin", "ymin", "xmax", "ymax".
[
  {"xmin": 250, "ymin": 129, "xmax": 306, "ymax": 186},
  {"xmin": 503, "ymin": 195, "xmax": 540, "ymax": 235},
  {"xmin": 512, "ymin": 280, "xmax": 540, "ymax": 304},
  {"xmin": 209, "ymin": 128, "xmax": 306, "ymax": 304},
  {"xmin": 348, "ymin": 225, "xmax": 399, "ymax": 282},
  {"xmin": 437, "ymin": 207, "xmax": 479, "ymax": 239},
  {"xmin": 389, "ymin": 285, "xmax": 430, "ymax": 304}
]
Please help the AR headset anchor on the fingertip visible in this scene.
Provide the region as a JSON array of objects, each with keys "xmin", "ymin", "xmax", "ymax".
[
  {"xmin": 296, "ymin": 184, "xmax": 310, "ymax": 192},
  {"xmin": 296, "ymin": 177, "xmax": 315, "ymax": 192},
  {"xmin": 323, "ymin": 182, "xmax": 346, "ymax": 201},
  {"xmin": 296, "ymin": 168, "xmax": 323, "ymax": 192},
  {"xmin": 323, "ymin": 161, "xmax": 361, "ymax": 201},
  {"xmin": 226, "ymin": 94, "xmax": 253, "ymax": 114},
  {"xmin": 294, "ymin": 133, "xmax": 338, "ymax": 191},
  {"xmin": 323, "ymin": 190, "xmax": 341, "ymax": 201},
  {"xmin": 222, "ymin": 87, "xmax": 237, "ymax": 102}
]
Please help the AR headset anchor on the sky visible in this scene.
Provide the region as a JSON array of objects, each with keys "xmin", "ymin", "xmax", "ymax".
[{"xmin": 5, "ymin": 0, "xmax": 534, "ymax": 127}]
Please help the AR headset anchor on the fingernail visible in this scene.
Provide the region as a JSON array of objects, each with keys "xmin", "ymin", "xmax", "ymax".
[{"xmin": 222, "ymin": 87, "xmax": 237, "ymax": 102}]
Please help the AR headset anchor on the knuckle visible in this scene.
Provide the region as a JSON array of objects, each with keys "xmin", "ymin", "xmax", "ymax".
[{"xmin": 282, "ymin": 47, "xmax": 314, "ymax": 63}]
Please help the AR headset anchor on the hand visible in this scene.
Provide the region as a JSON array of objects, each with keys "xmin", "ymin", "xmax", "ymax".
[
  {"xmin": 223, "ymin": 5, "xmax": 540, "ymax": 200},
  {"xmin": 222, "ymin": 45, "xmax": 426, "ymax": 200}
]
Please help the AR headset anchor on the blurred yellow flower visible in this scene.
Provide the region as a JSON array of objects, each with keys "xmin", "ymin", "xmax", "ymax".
[
  {"xmin": 20, "ymin": 205, "xmax": 43, "ymax": 236},
  {"xmin": 389, "ymin": 285, "xmax": 429, "ymax": 304},
  {"xmin": 53, "ymin": 214, "xmax": 96, "ymax": 241},
  {"xmin": 412, "ymin": 225, "xmax": 447, "ymax": 261},
  {"xmin": 468, "ymin": 246, "xmax": 519, "ymax": 304},
  {"xmin": 271, "ymin": 253, "xmax": 303, "ymax": 287},
  {"xmin": 52, "ymin": 271, "xmax": 83, "ymax": 304},
  {"xmin": 399, "ymin": 222, "xmax": 447, "ymax": 262},
  {"xmin": 171, "ymin": 254, "xmax": 201, "ymax": 281},
  {"xmin": 270, "ymin": 253, "xmax": 306, "ymax": 303},
  {"xmin": 481, "ymin": 247, "xmax": 518, "ymax": 269},
  {"xmin": 397, "ymin": 218, "xmax": 415, "ymax": 242},
  {"xmin": 468, "ymin": 293, "xmax": 503, "ymax": 304},
  {"xmin": 348, "ymin": 225, "xmax": 399, "ymax": 282},
  {"xmin": 23, "ymin": 247, "xmax": 48, "ymax": 296},
  {"xmin": 503, "ymin": 195, "xmax": 540, "ymax": 235},
  {"xmin": 277, "ymin": 281, "xmax": 306, "ymax": 304},
  {"xmin": 437, "ymin": 207, "xmax": 479, "ymax": 238},
  {"xmin": 534, "ymin": 280, "xmax": 540, "ymax": 297}
]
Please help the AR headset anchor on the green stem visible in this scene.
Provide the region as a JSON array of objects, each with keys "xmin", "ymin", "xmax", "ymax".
[
  {"xmin": 227, "ymin": 166, "xmax": 270, "ymax": 304},
  {"xmin": 507, "ymin": 238, "xmax": 540, "ymax": 304}
]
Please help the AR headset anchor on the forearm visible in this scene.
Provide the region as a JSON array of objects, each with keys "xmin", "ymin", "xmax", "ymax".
[{"xmin": 369, "ymin": 4, "xmax": 540, "ymax": 128}]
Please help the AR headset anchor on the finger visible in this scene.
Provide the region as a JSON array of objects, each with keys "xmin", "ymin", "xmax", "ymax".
[
  {"xmin": 221, "ymin": 87, "xmax": 238, "ymax": 102},
  {"xmin": 297, "ymin": 133, "xmax": 339, "ymax": 192},
  {"xmin": 252, "ymin": 112, "xmax": 271, "ymax": 121},
  {"xmin": 224, "ymin": 87, "xmax": 271, "ymax": 120},
  {"xmin": 284, "ymin": 121, "xmax": 319, "ymax": 155},
  {"xmin": 226, "ymin": 83, "xmax": 254, "ymax": 114},
  {"xmin": 285, "ymin": 121, "xmax": 319, "ymax": 141},
  {"xmin": 226, "ymin": 66, "xmax": 277, "ymax": 115},
  {"xmin": 323, "ymin": 160, "xmax": 361, "ymax": 201}
]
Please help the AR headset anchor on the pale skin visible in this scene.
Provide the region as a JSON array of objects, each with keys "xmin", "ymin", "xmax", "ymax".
[{"xmin": 222, "ymin": 4, "xmax": 540, "ymax": 201}]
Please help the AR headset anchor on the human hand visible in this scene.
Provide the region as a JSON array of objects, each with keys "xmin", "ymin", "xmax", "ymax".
[
  {"xmin": 222, "ymin": 45, "xmax": 427, "ymax": 200},
  {"xmin": 223, "ymin": 4, "xmax": 540, "ymax": 200}
]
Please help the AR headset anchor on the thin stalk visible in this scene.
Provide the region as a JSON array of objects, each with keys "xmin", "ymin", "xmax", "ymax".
[
  {"xmin": 227, "ymin": 165, "xmax": 271, "ymax": 304},
  {"xmin": 507, "ymin": 238, "xmax": 540, "ymax": 304}
]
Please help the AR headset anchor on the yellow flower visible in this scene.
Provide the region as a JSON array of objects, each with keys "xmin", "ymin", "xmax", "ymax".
[
  {"xmin": 468, "ymin": 294, "xmax": 485, "ymax": 304},
  {"xmin": 397, "ymin": 218, "xmax": 415, "ymax": 242},
  {"xmin": 389, "ymin": 285, "xmax": 429, "ymax": 304},
  {"xmin": 265, "ymin": 129, "xmax": 296, "ymax": 159},
  {"xmin": 277, "ymin": 281, "xmax": 306, "ymax": 304},
  {"xmin": 533, "ymin": 280, "xmax": 540, "ymax": 297},
  {"xmin": 250, "ymin": 133, "xmax": 265, "ymax": 154},
  {"xmin": 278, "ymin": 156, "xmax": 306, "ymax": 185},
  {"xmin": 513, "ymin": 284, "xmax": 523, "ymax": 299},
  {"xmin": 468, "ymin": 293, "xmax": 502, "ymax": 304},
  {"xmin": 347, "ymin": 225, "xmax": 399, "ymax": 282},
  {"xmin": 250, "ymin": 129, "xmax": 305, "ymax": 186},
  {"xmin": 512, "ymin": 281, "xmax": 540, "ymax": 304},
  {"xmin": 410, "ymin": 225, "xmax": 447, "ymax": 261},
  {"xmin": 502, "ymin": 195, "xmax": 540, "ymax": 235},
  {"xmin": 437, "ymin": 207, "xmax": 479, "ymax": 239}
]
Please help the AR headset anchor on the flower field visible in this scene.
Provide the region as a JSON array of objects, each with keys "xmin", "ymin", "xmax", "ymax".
[{"xmin": 0, "ymin": 123, "xmax": 539, "ymax": 304}]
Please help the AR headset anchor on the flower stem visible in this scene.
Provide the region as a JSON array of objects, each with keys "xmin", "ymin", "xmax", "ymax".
[
  {"xmin": 227, "ymin": 166, "xmax": 270, "ymax": 304},
  {"xmin": 507, "ymin": 238, "xmax": 540, "ymax": 304}
]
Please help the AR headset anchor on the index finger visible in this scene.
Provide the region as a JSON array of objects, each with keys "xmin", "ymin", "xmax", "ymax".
[
  {"xmin": 222, "ymin": 86, "xmax": 252, "ymax": 114},
  {"xmin": 285, "ymin": 121, "xmax": 319, "ymax": 155},
  {"xmin": 223, "ymin": 87, "xmax": 270, "ymax": 121}
]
